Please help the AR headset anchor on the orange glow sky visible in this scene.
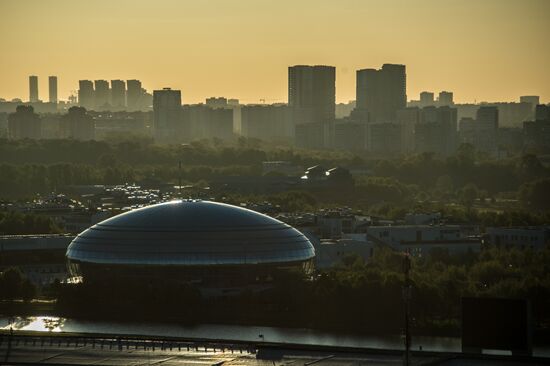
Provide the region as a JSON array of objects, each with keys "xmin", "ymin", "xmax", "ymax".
[{"xmin": 1, "ymin": 0, "xmax": 549, "ymax": 104}]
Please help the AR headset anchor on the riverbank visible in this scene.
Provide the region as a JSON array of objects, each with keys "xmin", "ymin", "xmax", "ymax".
[{"xmin": 0, "ymin": 298, "xmax": 460, "ymax": 338}]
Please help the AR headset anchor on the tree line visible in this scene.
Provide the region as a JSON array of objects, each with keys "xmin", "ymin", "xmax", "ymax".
[
  {"xmin": 1, "ymin": 139, "xmax": 549, "ymax": 211},
  {"xmin": 48, "ymin": 245, "xmax": 550, "ymax": 337}
]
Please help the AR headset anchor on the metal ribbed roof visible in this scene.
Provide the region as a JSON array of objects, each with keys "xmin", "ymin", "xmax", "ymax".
[{"xmin": 66, "ymin": 200, "xmax": 315, "ymax": 266}]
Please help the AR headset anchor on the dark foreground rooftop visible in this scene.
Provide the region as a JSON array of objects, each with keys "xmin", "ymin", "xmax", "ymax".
[{"xmin": 0, "ymin": 332, "xmax": 546, "ymax": 366}]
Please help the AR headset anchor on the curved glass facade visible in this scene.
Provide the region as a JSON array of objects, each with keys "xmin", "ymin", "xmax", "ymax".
[{"xmin": 66, "ymin": 200, "xmax": 315, "ymax": 287}]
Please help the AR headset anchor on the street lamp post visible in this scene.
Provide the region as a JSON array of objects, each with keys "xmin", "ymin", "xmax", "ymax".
[{"xmin": 402, "ymin": 253, "xmax": 412, "ymax": 366}]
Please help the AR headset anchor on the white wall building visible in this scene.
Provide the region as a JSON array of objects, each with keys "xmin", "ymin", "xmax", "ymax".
[
  {"xmin": 367, "ymin": 225, "xmax": 480, "ymax": 256},
  {"xmin": 485, "ymin": 227, "xmax": 549, "ymax": 250}
]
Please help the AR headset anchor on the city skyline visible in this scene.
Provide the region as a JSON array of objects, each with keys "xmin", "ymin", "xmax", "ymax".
[{"xmin": 1, "ymin": 0, "xmax": 549, "ymax": 104}]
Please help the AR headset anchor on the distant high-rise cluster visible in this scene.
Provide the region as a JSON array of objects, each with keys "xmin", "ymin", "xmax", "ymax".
[
  {"xmin": 0, "ymin": 68, "xmax": 546, "ymax": 156},
  {"xmin": 77, "ymin": 79, "xmax": 152, "ymax": 111},
  {"xmin": 26, "ymin": 75, "xmax": 58, "ymax": 105}
]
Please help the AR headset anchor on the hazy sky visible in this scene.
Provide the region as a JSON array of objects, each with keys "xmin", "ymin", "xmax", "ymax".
[{"xmin": 1, "ymin": 0, "xmax": 549, "ymax": 104}]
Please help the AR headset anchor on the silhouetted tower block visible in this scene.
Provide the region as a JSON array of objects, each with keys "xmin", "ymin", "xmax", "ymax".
[
  {"xmin": 8, "ymin": 105, "xmax": 42, "ymax": 139},
  {"xmin": 535, "ymin": 104, "xmax": 549, "ymax": 121},
  {"xmin": 78, "ymin": 80, "xmax": 95, "ymax": 110},
  {"xmin": 29, "ymin": 75, "xmax": 39, "ymax": 103},
  {"xmin": 438, "ymin": 91, "xmax": 454, "ymax": 106},
  {"xmin": 289, "ymin": 65, "xmax": 335, "ymax": 148},
  {"xmin": 127, "ymin": 79, "xmax": 143, "ymax": 111},
  {"xmin": 182, "ymin": 104, "xmax": 234, "ymax": 142},
  {"xmin": 241, "ymin": 105, "xmax": 292, "ymax": 142},
  {"xmin": 396, "ymin": 107, "xmax": 420, "ymax": 154},
  {"xmin": 153, "ymin": 88, "xmax": 182, "ymax": 143},
  {"xmin": 458, "ymin": 106, "xmax": 499, "ymax": 155},
  {"xmin": 476, "ymin": 106, "xmax": 499, "ymax": 129},
  {"xmin": 49, "ymin": 76, "xmax": 58, "ymax": 103},
  {"xmin": 333, "ymin": 118, "xmax": 367, "ymax": 151},
  {"xmin": 520, "ymin": 95, "xmax": 540, "ymax": 110},
  {"xmin": 356, "ymin": 64, "xmax": 406, "ymax": 123},
  {"xmin": 419, "ymin": 91, "xmax": 434, "ymax": 107},
  {"xmin": 523, "ymin": 105, "xmax": 550, "ymax": 150},
  {"xmin": 61, "ymin": 106, "xmax": 95, "ymax": 140},
  {"xmin": 415, "ymin": 106, "xmax": 458, "ymax": 156},
  {"xmin": 110, "ymin": 80, "xmax": 126, "ymax": 108},
  {"xmin": 288, "ymin": 65, "xmax": 335, "ymax": 124},
  {"xmin": 205, "ymin": 97, "xmax": 228, "ymax": 108},
  {"xmin": 94, "ymin": 80, "xmax": 109, "ymax": 110}
]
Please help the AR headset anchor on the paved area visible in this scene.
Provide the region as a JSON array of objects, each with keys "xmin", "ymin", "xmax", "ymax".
[
  {"xmin": 0, "ymin": 334, "xmax": 546, "ymax": 365},
  {"xmin": 0, "ymin": 335, "xmax": 436, "ymax": 366}
]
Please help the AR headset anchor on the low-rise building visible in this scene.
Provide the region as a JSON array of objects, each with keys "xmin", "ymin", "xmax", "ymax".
[
  {"xmin": 316, "ymin": 211, "xmax": 370, "ymax": 238},
  {"xmin": 367, "ymin": 225, "xmax": 481, "ymax": 256},
  {"xmin": 0, "ymin": 234, "xmax": 74, "ymax": 286},
  {"xmin": 315, "ymin": 239, "xmax": 374, "ymax": 269},
  {"xmin": 485, "ymin": 227, "xmax": 550, "ymax": 250}
]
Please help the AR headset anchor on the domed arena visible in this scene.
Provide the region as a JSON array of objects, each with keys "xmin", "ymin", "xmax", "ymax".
[{"xmin": 66, "ymin": 200, "xmax": 315, "ymax": 290}]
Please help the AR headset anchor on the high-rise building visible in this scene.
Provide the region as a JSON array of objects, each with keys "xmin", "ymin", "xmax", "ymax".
[
  {"xmin": 288, "ymin": 65, "xmax": 335, "ymax": 124},
  {"xmin": 29, "ymin": 75, "xmax": 39, "ymax": 103},
  {"xmin": 153, "ymin": 88, "xmax": 182, "ymax": 142},
  {"xmin": 415, "ymin": 106, "xmax": 458, "ymax": 156},
  {"xmin": 396, "ymin": 107, "xmax": 420, "ymax": 154},
  {"xmin": 8, "ymin": 105, "xmax": 41, "ymax": 139},
  {"xmin": 333, "ymin": 118, "xmax": 367, "ymax": 151},
  {"xmin": 476, "ymin": 106, "xmax": 499, "ymax": 129},
  {"xmin": 126, "ymin": 79, "xmax": 142, "ymax": 111},
  {"xmin": 182, "ymin": 105, "xmax": 234, "ymax": 142},
  {"xmin": 288, "ymin": 65, "xmax": 335, "ymax": 148},
  {"xmin": 294, "ymin": 121, "xmax": 334, "ymax": 150},
  {"xmin": 94, "ymin": 80, "xmax": 109, "ymax": 110},
  {"xmin": 535, "ymin": 104, "xmax": 550, "ymax": 121},
  {"xmin": 205, "ymin": 97, "xmax": 228, "ymax": 109},
  {"xmin": 356, "ymin": 64, "xmax": 406, "ymax": 123},
  {"xmin": 61, "ymin": 106, "xmax": 95, "ymax": 140},
  {"xmin": 368, "ymin": 122, "xmax": 402, "ymax": 155},
  {"xmin": 459, "ymin": 106, "xmax": 499, "ymax": 155},
  {"xmin": 241, "ymin": 105, "xmax": 292, "ymax": 142},
  {"xmin": 523, "ymin": 104, "xmax": 549, "ymax": 151},
  {"xmin": 523, "ymin": 119, "xmax": 550, "ymax": 151},
  {"xmin": 48, "ymin": 76, "xmax": 58, "ymax": 104},
  {"xmin": 110, "ymin": 80, "xmax": 126, "ymax": 109},
  {"xmin": 520, "ymin": 95, "xmax": 540, "ymax": 107},
  {"xmin": 438, "ymin": 91, "xmax": 454, "ymax": 106},
  {"xmin": 78, "ymin": 80, "xmax": 95, "ymax": 110},
  {"xmin": 420, "ymin": 91, "xmax": 434, "ymax": 107}
]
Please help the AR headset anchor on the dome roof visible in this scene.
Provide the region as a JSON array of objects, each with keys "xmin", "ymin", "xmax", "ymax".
[{"xmin": 66, "ymin": 200, "xmax": 315, "ymax": 266}]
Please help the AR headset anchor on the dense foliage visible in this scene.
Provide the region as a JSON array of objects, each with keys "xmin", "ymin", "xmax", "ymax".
[
  {"xmin": 1, "ymin": 139, "xmax": 549, "ymax": 212},
  {"xmin": 0, "ymin": 211, "xmax": 61, "ymax": 235},
  {"xmin": 0, "ymin": 267, "xmax": 36, "ymax": 301},
  {"xmin": 52, "ymin": 246, "xmax": 550, "ymax": 336}
]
